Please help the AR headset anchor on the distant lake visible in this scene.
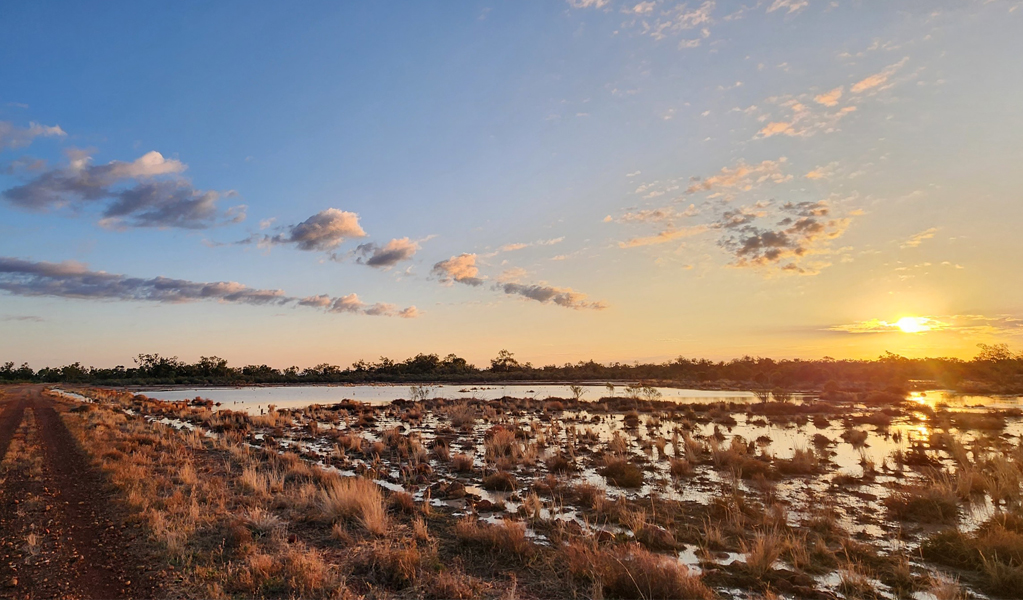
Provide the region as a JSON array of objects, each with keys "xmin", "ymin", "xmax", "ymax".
[
  {"xmin": 138, "ymin": 384, "xmax": 1023, "ymax": 414},
  {"xmin": 141, "ymin": 383, "xmax": 764, "ymax": 413}
]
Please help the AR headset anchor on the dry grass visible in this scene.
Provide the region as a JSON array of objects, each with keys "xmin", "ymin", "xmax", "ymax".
[
  {"xmin": 482, "ymin": 470, "xmax": 519, "ymax": 491},
  {"xmin": 444, "ymin": 402, "xmax": 477, "ymax": 430},
  {"xmin": 669, "ymin": 457, "xmax": 693, "ymax": 478},
  {"xmin": 318, "ymin": 475, "xmax": 389, "ymax": 535},
  {"xmin": 741, "ymin": 531, "xmax": 783, "ymax": 578},
  {"xmin": 450, "ymin": 453, "xmax": 474, "ymax": 473},
  {"xmin": 565, "ymin": 541, "xmax": 713, "ymax": 600},
  {"xmin": 885, "ymin": 475, "xmax": 960, "ymax": 523},
  {"xmin": 600, "ymin": 458, "xmax": 644, "ymax": 488},
  {"xmin": 455, "ymin": 517, "xmax": 537, "ymax": 562},
  {"xmin": 922, "ymin": 512, "xmax": 1023, "ymax": 595}
]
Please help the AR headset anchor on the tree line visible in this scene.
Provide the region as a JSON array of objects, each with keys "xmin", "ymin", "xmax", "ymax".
[{"xmin": 1, "ymin": 344, "xmax": 1021, "ymax": 393}]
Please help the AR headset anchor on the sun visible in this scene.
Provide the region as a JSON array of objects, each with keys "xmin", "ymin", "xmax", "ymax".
[{"xmin": 894, "ymin": 316, "xmax": 932, "ymax": 333}]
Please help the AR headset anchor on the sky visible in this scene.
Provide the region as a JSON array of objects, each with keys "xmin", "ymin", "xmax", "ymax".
[{"xmin": 1, "ymin": 0, "xmax": 1021, "ymax": 369}]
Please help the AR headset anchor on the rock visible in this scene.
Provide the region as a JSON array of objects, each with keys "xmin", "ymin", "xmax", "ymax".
[{"xmin": 475, "ymin": 499, "xmax": 496, "ymax": 512}]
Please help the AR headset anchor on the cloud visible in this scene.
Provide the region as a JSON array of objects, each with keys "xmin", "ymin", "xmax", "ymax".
[
  {"xmin": 719, "ymin": 208, "xmax": 850, "ymax": 269},
  {"xmin": 432, "ymin": 253, "xmax": 485, "ymax": 286},
  {"xmin": 828, "ymin": 315, "xmax": 1023, "ymax": 336},
  {"xmin": 614, "ymin": 177, "xmax": 856, "ymax": 274},
  {"xmin": 483, "ymin": 237, "xmax": 565, "ymax": 257},
  {"xmin": 619, "ymin": 225, "xmax": 710, "ymax": 248},
  {"xmin": 756, "ymin": 100, "xmax": 857, "ymax": 138},
  {"xmin": 851, "ymin": 58, "xmax": 908, "ymax": 94},
  {"xmin": 1, "ymin": 149, "xmax": 240, "ymax": 229},
  {"xmin": 767, "ymin": 0, "xmax": 808, "ymax": 14},
  {"xmin": 498, "ymin": 282, "xmax": 607, "ymax": 310},
  {"xmin": 685, "ymin": 158, "xmax": 792, "ymax": 195},
  {"xmin": 0, "ymin": 121, "xmax": 66, "ymax": 150},
  {"xmin": 355, "ymin": 237, "xmax": 419, "ymax": 267},
  {"xmin": 814, "ymin": 86, "xmax": 843, "ymax": 107},
  {"xmin": 0, "ymin": 315, "xmax": 44, "ymax": 322},
  {"xmin": 0, "ymin": 256, "xmax": 417, "ymax": 317},
  {"xmin": 99, "ymin": 180, "xmax": 241, "ymax": 230},
  {"xmin": 642, "ymin": 1, "xmax": 716, "ymax": 41},
  {"xmin": 306, "ymin": 293, "xmax": 416, "ymax": 318},
  {"xmin": 280, "ymin": 209, "xmax": 366, "ymax": 251},
  {"xmin": 901, "ymin": 227, "xmax": 938, "ymax": 249},
  {"xmin": 627, "ymin": 2, "xmax": 656, "ymax": 15},
  {"xmin": 804, "ymin": 162, "xmax": 839, "ymax": 180},
  {"xmin": 567, "ymin": 0, "xmax": 609, "ymax": 8},
  {"xmin": 497, "ymin": 267, "xmax": 528, "ymax": 283},
  {"xmin": 614, "ymin": 204, "xmax": 699, "ymax": 224}
]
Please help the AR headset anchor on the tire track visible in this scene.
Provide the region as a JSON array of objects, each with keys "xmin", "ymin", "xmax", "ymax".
[{"xmin": 0, "ymin": 386, "xmax": 159, "ymax": 599}]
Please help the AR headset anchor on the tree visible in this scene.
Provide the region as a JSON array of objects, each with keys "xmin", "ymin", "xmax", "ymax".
[{"xmin": 490, "ymin": 350, "xmax": 521, "ymax": 372}]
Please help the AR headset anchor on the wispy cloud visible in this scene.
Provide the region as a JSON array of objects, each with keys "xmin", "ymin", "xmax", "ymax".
[
  {"xmin": 0, "ymin": 315, "xmax": 44, "ymax": 322},
  {"xmin": 2, "ymin": 149, "xmax": 243, "ymax": 229},
  {"xmin": 0, "ymin": 121, "xmax": 66, "ymax": 150},
  {"xmin": 901, "ymin": 227, "xmax": 938, "ymax": 249},
  {"xmin": 851, "ymin": 58, "xmax": 909, "ymax": 94},
  {"xmin": 684, "ymin": 158, "xmax": 791, "ymax": 194},
  {"xmin": 813, "ymin": 86, "xmax": 843, "ymax": 107},
  {"xmin": 613, "ymin": 156, "xmax": 856, "ymax": 274},
  {"xmin": 0, "ymin": 257, "xmax": 417, "ymax": 317},
  {"xmin": 619, "ymin": 224, "xmax": 710, "ymax": 247},
  {"xmin": 766, "ymin": 0, "xmax": 808, "ymax": 15},
  {"xmin": 482, "ymin": 237, "xmax": 565, "ymax": 258}
]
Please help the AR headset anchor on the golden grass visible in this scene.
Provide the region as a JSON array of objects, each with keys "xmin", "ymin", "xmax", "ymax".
[{"xmin": 317, "ymin": 475, "xmax": 389, "ymax": 535}]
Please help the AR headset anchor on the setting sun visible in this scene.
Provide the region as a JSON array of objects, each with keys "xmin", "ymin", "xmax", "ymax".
[{"xmin": 895, "ymin": 317, "xmax": 932, "ymax": 333}]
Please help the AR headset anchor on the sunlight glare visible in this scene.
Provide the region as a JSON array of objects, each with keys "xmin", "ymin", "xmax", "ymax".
[{"xmin": 895, "ymin": 316, "xmax": 931, "ymax": 333}]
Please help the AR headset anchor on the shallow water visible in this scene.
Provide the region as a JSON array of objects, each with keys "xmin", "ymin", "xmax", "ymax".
[
  {"xmin": 64, "ymin": 385, "xmax": 1022, "ymax": 599},
  {"xmin": 140, "ymin": 383, "xmax": 772, "ymax": 413}
]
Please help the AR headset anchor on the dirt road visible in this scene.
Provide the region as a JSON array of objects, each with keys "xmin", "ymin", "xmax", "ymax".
[{"xmin": 0, "ymin": 385, "xmax": 160, "ymax": 599}]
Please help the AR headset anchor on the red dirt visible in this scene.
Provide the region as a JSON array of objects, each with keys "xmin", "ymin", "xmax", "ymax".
[{"xmin": 0, "ymin": 385, "xmax": 163, "ymax": 599}]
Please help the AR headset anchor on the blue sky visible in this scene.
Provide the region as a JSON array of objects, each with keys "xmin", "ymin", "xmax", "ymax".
[{"xmin": 2, "ymin": 1, "xmax": 1022, "ymax": 368}]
